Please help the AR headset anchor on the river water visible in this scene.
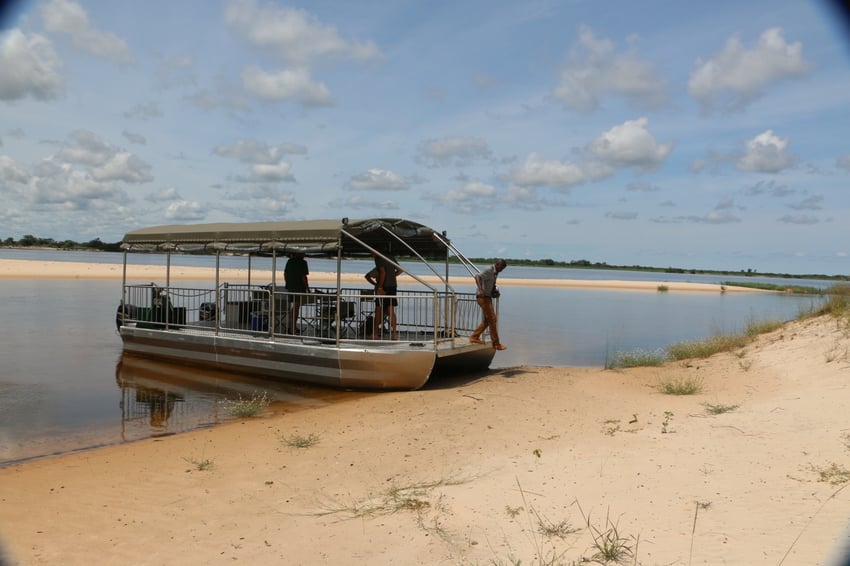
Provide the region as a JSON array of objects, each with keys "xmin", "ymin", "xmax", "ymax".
[{"xmin": 0, "ymin": 249, "xmax": 824, "ymax": 466}]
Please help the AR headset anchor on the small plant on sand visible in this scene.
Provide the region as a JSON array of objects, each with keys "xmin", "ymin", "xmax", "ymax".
[
  {"xmin": 220, "ymin": 391, "xmax": 270, "ymax": 418},
  {"xmin": 281, "ymin": 432, "xmax": 321, "ymax": 448},
  {"xmin": 738, "ymin": 358, "xmax": 753, "ymax": 371},
  {"xmin": 609, "ymin": 347, "xmax": 667, "ymax": 368},
  {"xmin": 183, "ymin": 456, "xmax": 214, "ymax": 471},
  {"xmin": 657, "ymin": 284, "xmax": 669, "ymax": 293},
  {"xmin": 703, "ymin": 402, "xmax": 739, "ymax": 415},
  {"xmin": 661, "ymin": 411, "xmax": 673, "ymax": 434},
  {"xmin": 537, "ymin": 516, "xmax": 579, "ymax": 540},
  {"xmin": 316, "ymin": 476, "xmax": 466, "ymax": 520},
  {"xmin": 808, "ymin": 462, "xmax": 850, "ymax": 486},
  {"xmin": 505, "ymin": 505, "xmax": 523, "ymax": 519},
  {"xmin": 575, "ymin": 501, "xmax": 638, "ymax": 565},
  {"xmin": 491, "ymin": 479, "xmax": 573, "ymax": 565},
  {"xmin": 657, "ymin": 375, "xmax": 703, "ymax": 395},
  {"xmin": 602, "ymin": 419, "xmax": 621, "ymax": 436}
]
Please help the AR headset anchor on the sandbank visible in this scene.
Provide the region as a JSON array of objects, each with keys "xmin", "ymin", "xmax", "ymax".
[
  {"xmin": 1, "ymin": 313, "xmax": 849, "ymax": 564},
  {"xmin": 0, "ymin": 259, "xmax": 763, "ymax": 293}
]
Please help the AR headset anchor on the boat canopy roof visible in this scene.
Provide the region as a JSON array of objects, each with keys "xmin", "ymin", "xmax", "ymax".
[{"xmin": 121, "ymin": 218, "xmax": 451, "ymax": 258}]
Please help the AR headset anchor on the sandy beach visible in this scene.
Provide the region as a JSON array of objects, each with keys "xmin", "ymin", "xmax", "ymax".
[
  {"xmin": 0, "ymin": 259, "xmax": 764, "ymax": 293},
  {"xmin": 1, "ymin": 260, "xmax": 848, "ymax": 565}
]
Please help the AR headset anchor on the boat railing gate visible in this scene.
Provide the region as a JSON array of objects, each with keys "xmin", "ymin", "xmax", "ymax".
[{"xmin": 121, "ymin": 283, "xmax": 216, "ymax": 330}]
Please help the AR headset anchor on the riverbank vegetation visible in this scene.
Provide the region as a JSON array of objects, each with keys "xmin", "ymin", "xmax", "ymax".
[
  {"xmin": 2, "ymin": 234, "xmax": 846, "ymax": 282},
  {"xmin": 609, "ymin": 283, "xmax": 850, "ymax": 370}
]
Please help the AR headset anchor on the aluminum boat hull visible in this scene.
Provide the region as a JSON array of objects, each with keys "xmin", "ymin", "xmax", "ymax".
[{"xmin": 120, "ymin": 326, "xmax": 494, "ymax": 390}]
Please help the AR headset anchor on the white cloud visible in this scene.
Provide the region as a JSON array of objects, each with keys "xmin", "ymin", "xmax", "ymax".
[
  {"xmin": 553, "ymin": 26, "xmax": 666, "ymax": 112},
  {"xmin": 787, "ymin": 195, "xmax": 823, "ymax": 210},
  {"xmin": 246, "ymin": 162, "xmax": 295, "ymax": 182},
  {"xmin": 626, "ymin": 181, "xmax": 660, "ymax": 192},
  {"xmin": 605, "ymin": 211, "xmax": 638, "ymax": 220},
  {"xmin": 417, "ymin": 137, "xmax": 492, "ymax": 168},
  {"xmin": 60, "ymin": 129, "xmax": 112, "ymax": 165},
  {"xmin": 431, "ymin": 181, "xmax": 497, "ymax": 203},
  {"xmin": 146, "ymin": 187, "xmax": 181, "ymax": 202},
  {"xmin": 123, "ymin": 102, "xmax": 162, "ymax": 120},
  {"xmin": 224, "ymin": 0, "xmax": 380, "ymax": 65},
  {"xmin": 736, "ymin": 130, "xmax": 796, "ymax": 173},
  {"xmin": 702, "ymin": 210, "xmax": 741, "ymax": 223},
  {"xmin": 744, "ymin": 180, "xmax": 794, "ymax": 197},
  {"xmin": 778, "ymin": 214, "xmax": 819, "ymax": 225},
  {"xmin": 214, "ymin": 139, "xmax": 306, "ymax": 164},
  {"xmin": 328, "ymin": 195, "xmax": 399, "ymax": 210},
  {"xmin": 215, "ymin": 139, "xmax": 302, "ymax": 183},
  {"xmin": 41, "ymin": 0, "xmax": 134, "ymax": 64},
  {"xmin": 164, "ymin": 200, "xmax": 206, "ymax": 221},
  {"xmin": 225, "ymin": 0, "xmax": 380, "ymax": 106},
  {"xmin": 837, "ymin": 153, "xmax": 850, "ymax": 172},
  {"xmin": 91, "ymin": 153, "xmax": 154, "ymax": 183},
  {"xmin": 510, "ymin": 153, "xmax": 598, "ymax": 189},
  {"xmin": 589, "ymin": 117, "xmax": 672, "ymax": 171},
  {"xmin": 348, "ymin": 168, "xmax": 408, "ymax": 191},
  {"xmin": 122, "ymin": 130, "xmax": 146, "ymax": 145},
  {"xmin": 0, "ymin": 155, "xmax": 30, "ymax": 185},
  {"xmin": 31, "ymin": 160, "xmax": 129, "ymax": 207},
  {"xmin": 0, "ymin": 29, "xmax": 64, "ymax": 101},
  {"xmin": 688, "ymin": 27, "xmax": 810, "ymax": 114},
  {"xmin": 241, "ymin": 65, "xmax": 333, "ymax": 106}
]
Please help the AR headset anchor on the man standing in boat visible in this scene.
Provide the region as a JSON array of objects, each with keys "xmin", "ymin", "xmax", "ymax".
[
  {"xmin": 369, "ymin": 252, "xmax": 401, "ymax": 340},
  {"xmin": 470, "ymin": 259, "xmax": 507, "ymax": 350},
  {"xmin": 284, "ymin": 252, "xmax": 310, "ymax": 334}
]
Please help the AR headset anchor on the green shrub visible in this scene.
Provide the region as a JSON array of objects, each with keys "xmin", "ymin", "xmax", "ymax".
[{"xmin": 610, "ymin": 347, "xmax": 668, "ymax": 368}]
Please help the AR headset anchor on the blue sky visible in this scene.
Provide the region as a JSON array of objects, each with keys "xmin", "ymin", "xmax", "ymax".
[{"xmin": 1, "ymin": 0, "xmax": 849, "ymax": 275}]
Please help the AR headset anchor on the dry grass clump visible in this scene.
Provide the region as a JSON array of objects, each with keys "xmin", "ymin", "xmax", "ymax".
[
  {"xmin": 219, "ymin": 391, "xmax": 270, "ymax": 418},
  {"xmin": 657, "ymin": 376, "xmax": 703, "ymax": 395},
  {"xmin": 808, "ymin": 462, "xmax": 850, "ymax": 486},
  {"xmin": 281, "ymin": 432, "xmax": 321, "ymax": 448},
  {"xmin": 667, "ymin": 316, "xmax": 791, "ymax": 362},
  {"xmin": 745, "ymin": 318, "xmax": 784, "ymax": 337},
  {"xmin": 667, "ymin": 334, "xmax": 749, "ymax": 360},
  {"xmin": 806, "ymin": 284, "xmax": 850, "ymax": 318},
  {"xmin": 183, "ymin": 456, "xmax": 214, "ymax": 471},
  {"xmin": 703, "ymin": 402, "xmax": 739, "ymax": 415}
]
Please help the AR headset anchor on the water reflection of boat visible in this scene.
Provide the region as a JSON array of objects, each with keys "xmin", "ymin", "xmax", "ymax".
[
  {"xmin": 115, "ymin": 218, "xmax": 498, "ymax": 390},
  {"xmin": 115, "ymin": 354, "xmax": 349, "ymax": 439}
]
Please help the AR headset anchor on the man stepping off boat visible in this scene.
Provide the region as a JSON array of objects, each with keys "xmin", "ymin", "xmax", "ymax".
[{"xmin": 470, "ymin": 259, "xmax": 507, "ymax": 350}]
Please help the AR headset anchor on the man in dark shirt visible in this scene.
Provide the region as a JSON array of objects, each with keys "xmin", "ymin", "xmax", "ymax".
[
  {"xmin": 370, "ymin": 252, "xmax": 401, "ymax": 339},
  {"xmin": 284, "ymin": 253, "xmax": 309, "ymax": 333}
]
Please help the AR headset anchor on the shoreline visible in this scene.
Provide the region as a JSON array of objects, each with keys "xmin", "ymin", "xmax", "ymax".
[
  {"xmin": 0, "ymin": 258, "xmax": 764, "ymax": 293},
  {"xmin": 0, "ymin": 314, "xmax": 848, "ymax": 563}
]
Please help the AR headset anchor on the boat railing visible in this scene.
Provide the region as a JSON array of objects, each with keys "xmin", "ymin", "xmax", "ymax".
[
  {"xmin": 120, "ymin": 282, "xmax": 487, "ymax": 346},
  {"xmin": 120, "ymin": 283, "xmax": 216, "ymax": 330}
]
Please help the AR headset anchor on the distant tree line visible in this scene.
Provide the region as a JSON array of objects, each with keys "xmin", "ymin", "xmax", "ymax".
[
  {"xmin": 1, "ymin": 234, "xmax": 845, "ymax": 281},
  {"xmin": 467, "ymin": 257, "xmax": 848, "ymax": 282},
  {"xmin": 2, "ymin": 235, "xmax": 122, "ymax": 252}
]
